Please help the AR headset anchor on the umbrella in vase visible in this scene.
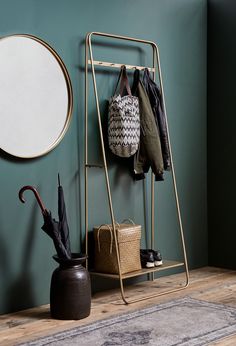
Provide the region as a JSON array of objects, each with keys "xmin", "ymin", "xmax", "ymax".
[
  {"xmin": 19, "ymin": 185, "xmax": 70, "ymax": 259},
  {"xmin": 58, "ymin": 174, "xmax": 71, "ymax": 257}
]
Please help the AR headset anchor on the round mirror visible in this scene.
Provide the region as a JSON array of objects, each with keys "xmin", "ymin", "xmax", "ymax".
[{"xmin": 0, "ymin": 34, "xmax": 73, "ymax": 158}]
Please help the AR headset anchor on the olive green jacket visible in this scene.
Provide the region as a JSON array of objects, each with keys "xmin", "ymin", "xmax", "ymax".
[{"xmin": 133, "ymin": 80, "xmax": 164, "ymax": 181}]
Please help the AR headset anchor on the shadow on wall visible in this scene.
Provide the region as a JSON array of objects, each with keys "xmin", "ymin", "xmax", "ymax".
[
  {"xmin": 0, "ymin": 233, "xmax": 10, "ymax": 314},
  {"xmin": 2, "ymin": 203, "xmax": 39, "ymax": 313}
]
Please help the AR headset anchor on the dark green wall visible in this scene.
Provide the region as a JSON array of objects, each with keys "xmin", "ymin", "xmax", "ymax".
[
  {"xmin": 0, "ymin": 0, "xmax": 207, "ymax": 314},
  {"xmin": 208, "ymin": 0, "xmax": 236, "ymax": 268}
]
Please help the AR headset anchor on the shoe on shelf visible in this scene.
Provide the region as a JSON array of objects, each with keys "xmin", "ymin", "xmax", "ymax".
[
  {"xmin": 151, "ymin": 249, "xmax": 163, "ymax": 266},
  {"xmin": 140, "ymin": 249, "xmax": 155, "ymax": 268}
]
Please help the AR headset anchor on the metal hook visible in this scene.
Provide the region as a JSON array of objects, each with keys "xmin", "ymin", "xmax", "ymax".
[{"xmin": 19, "ymin": 185, "xmax": 47, "ymax": 214}]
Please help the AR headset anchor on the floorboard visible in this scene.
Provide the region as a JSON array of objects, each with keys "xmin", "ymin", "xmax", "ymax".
[{"xmin": 0, "ymin": 266, "xmax": 236, "ymax": 345}]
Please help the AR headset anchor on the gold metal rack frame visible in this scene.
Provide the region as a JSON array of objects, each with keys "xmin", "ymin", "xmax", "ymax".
[{"xmin": 85, "ymin": 31, "xmax": 189, "ymax": 304}]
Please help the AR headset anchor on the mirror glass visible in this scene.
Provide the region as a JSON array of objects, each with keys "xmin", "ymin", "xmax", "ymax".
[{"xmin": 0, "ymin": 34, "xmax": 73, "ymax": 158}]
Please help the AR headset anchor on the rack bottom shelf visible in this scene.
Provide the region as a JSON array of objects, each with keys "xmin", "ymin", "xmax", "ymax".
[{"xmin": 90, "ymin": 260, "xmax": 185, "ymax": 280}]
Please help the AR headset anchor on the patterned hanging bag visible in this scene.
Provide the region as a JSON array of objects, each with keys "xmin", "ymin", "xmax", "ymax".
[{"xmin": 108, "ymin": 66, "xmax": 140, "ymax": 158}]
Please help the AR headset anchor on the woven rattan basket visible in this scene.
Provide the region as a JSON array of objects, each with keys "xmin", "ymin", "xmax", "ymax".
[{"xmin": 93, "ymin": 221, "xmax": 141, "ymax": 274}]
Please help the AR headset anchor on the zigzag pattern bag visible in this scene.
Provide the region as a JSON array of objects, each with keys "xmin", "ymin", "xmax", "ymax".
[{"xmin": 108, "ymin": 66, "xmax": 140, "ymax": 158}]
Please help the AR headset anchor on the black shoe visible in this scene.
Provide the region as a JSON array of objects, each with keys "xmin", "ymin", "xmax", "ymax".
[
  {"xmin": 151, "ymin": 249, "xmax": 163, "ymax": 266},
  {"xmin": 145, "ymin": 249, "xmax": 163, "ymax": 266},
  {"xmin": 140, "ymin": 249, "xmax": 155, "ymax": 268}
]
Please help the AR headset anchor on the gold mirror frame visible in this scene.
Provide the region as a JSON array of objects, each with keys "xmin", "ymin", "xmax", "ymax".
[{"xmin": 0, "ymin": 34, "xmax": 73, "ymax": 159}]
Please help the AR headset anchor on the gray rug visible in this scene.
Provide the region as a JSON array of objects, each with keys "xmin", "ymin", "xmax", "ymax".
[{"xmin": 18, "ymin": 297, "xmax": 236, "ymax": 346}]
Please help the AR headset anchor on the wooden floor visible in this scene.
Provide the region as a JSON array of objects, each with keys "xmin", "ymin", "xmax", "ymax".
[{"xmin": 1, "ymin": 267, "xmax": 236, "ymax": 345}]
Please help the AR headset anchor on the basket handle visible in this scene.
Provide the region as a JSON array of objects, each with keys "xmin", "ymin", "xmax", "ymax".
[
  {"xmin": 97, "ymin": 224, "xmax": 113, "ymax": 254},
  {"xmin": 121, "ymin": 218, "xmax": 135, "ymax": 225}
]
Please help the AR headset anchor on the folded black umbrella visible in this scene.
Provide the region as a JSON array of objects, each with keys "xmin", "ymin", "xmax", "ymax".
[
  {"xmin": 42, "ymin": 210, "xmax": 70, "ymax": 259},
  {"xmin": 58, "ymin": 174, "xmax": 71, "ymax": 257},
  {"xmin": 19, "ymin": 185, "xmax": 70, "ymax": 259}
]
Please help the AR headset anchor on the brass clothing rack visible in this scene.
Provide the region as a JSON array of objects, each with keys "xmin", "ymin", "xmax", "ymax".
[{"xmin": 85, "ymin": 31, "xmax": 189, "ymax": 304}]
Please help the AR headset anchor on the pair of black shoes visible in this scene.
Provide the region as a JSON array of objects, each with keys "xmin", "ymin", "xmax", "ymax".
[{"xmin": 140, "ymin": 249, "xmax": 163, "ymax": 268}]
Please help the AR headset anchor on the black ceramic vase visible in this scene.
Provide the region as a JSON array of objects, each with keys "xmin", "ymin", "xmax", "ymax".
[{"xmin": 50, "ymin": 253, "xmax": 91, "ymax": 320}]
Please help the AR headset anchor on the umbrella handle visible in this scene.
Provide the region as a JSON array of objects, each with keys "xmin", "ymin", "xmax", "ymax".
[{"xmin": 19, "ymin": 185, "xmax": 47, "ymax": 214}]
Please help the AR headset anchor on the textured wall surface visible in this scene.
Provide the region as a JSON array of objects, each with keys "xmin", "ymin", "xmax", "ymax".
[{"xmin": 0, "ymin": 0, "xmax": 207, "ymax": 314}]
